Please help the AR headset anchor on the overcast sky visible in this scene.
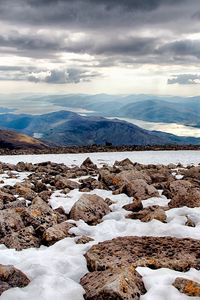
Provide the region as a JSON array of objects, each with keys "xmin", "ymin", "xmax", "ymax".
[{"xmin": 1, "ymin": 0, "xmax": 200, "ymax": 95}]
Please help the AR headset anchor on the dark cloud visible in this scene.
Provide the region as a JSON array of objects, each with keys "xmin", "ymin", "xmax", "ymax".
[
  {"xmin": 0, "ymin": 0, "xmax": 192, "ymax": 30},
  {"xmin": 157, "ymin": 40, "xmax": 200, "ymax": 59},
  {"xmin": 168, "ymin": 74, "xmax": 200, "ymax": 85}
]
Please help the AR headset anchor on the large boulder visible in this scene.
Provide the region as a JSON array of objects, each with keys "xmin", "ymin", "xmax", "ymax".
[
  {"xmin": 69, "ymin": 194, "xmax": 110, "ymax": 225},
  {"xmin": 80, "ymin": 267, "xmax": 146, "ymax": 300},
  {"xmin": 0, "ymin": 264, "xmax": 30, "ymax": 296}
]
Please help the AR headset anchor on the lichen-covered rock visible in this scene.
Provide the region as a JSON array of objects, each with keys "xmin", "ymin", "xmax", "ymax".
[
  {"xmin": 42, "ymin": 222, "xmax": 75, "ymax": 245},
  {"xmin": 0, "ymin": 264, "xmax": 30, "ymax": 295},
  {"xmin": 76, "ymin": 235, "xmax": 94, "ymax": 244},
  {"xmin": 69, "ymin": 194, "xmax": 110, "ymax": 225},
  {"xmin": 54, "ymin": 177, "xmax": 80, "ymax": 190},
  {"xmin": 127, "ymin": 206, "xmax": 167, "ymax": 223},
  {"xmin": 0, "ymin": 190, "xmax": 16, "ymax": 203},
  {"xmin": 99, "ymin": 169, "xmax": 152, "ymax": 190},
  {"xmin": 0, "ymin": 208, "xmax": 25, "ymax": 238},
  {"xmin": 168, "ymin": 180, "xmax": 200, "ymax": 208},
  {"xmin": 1, "ymin": 226, "xmax": 40, "ymax": 250},
  {"xmin": 81, "ymin": 267, "xmax": 146, "ymax": 300},
  {"xmin": 123, "ymin": 179, "xmax": 159, "ymax": 200},
  {"xmin": 85, "ymin": 236, "xmax": 200, "ymax": 272},
  {"xmin": 173, "ymin": 277, "xmax": 200, "ymax": 297},
  {"xmin": 81, "ymin": 157, "xmax": 97, "ymax": 170},
  {"xmin": 123, "ymin": 198, "xmax": 143, "ymax": 212},
  {"xmin": 14, "ymin": 182, "xmax": 36, "ymax": 200},
  {"xmin": 20, "ymin": 197, "xmax": 58, "ymax": 233}
]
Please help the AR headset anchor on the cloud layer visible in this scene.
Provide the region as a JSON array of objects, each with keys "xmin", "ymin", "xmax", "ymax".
[{"xmin": 0, "ymin": 0, "xmax": 200, "ymax": 87}]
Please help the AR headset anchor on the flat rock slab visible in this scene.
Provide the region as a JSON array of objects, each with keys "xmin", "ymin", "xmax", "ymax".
[{"xmin": 84, "ymin": 236, "xmax": 200, "ymax": 272}]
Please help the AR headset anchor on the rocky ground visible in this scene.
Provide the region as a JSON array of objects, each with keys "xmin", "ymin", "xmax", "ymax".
[
  {"xmin": 0, "ymin": 155, "xmax": 200, "ymax": 299},
  {"xmin": 1, "ymin": 144, "xmax": 200, "ymax": 155}
]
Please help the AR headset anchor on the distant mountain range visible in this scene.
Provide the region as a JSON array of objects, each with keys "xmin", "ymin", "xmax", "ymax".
[
  {"xmin": 0, "ymin": 111, "xmax": 199, "ymax": 146},
  {"xmin": 47, "ymin": 94, "xmax": 200, "ymax": 126}
]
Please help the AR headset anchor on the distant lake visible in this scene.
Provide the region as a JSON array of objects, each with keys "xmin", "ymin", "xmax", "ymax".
[{"xmin": 108, "ymin": 117, "xmax": 200, "ymax": 138}]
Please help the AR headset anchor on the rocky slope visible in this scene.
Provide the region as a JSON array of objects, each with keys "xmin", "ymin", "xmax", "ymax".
[{"xmin": 0, "ymin": 129, "xmax": 48, "ymax": 149}]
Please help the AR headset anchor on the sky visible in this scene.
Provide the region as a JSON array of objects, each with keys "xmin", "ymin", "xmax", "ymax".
[{"xmin": 1, "ymin": 0, "xmax": 200, "ymax": 95}]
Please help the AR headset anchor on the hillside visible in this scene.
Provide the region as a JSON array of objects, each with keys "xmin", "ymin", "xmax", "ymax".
[
  {"xmin": 0, "ymin": 129, "xmax": 48, "ymax": 149},
  {"xmin": 0, "ymin": 111, "xmax": 200, "ymax": 146}
]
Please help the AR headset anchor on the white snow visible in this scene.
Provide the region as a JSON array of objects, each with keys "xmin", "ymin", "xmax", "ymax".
[
  {"xmin": 0, "ymin": 150, "xmax": 200, "ymax": 167},
  {"xmin": 0, "ymin": 151, "xmax": 200, "ymax": 299}
]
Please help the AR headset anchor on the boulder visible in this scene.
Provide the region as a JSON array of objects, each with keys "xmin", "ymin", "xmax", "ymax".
[
  {"xmin": 20, "ymin": 197, "xmax": 58, "ymax": 233},
  {"xmin": 69, "ymin": 194, "xmax": 110, "ymax": 225},
  {"xmin": 54, "ymin": 177, "xmax": 80, "ymax": 190},
  {"xmin": 42, "ymin": 222, "xmax": 75, "ymax": 246},
  {"xmin": 1, "ymin": 226, "xmax": 40, "ymax": 250},
  {"xmin": 127, "ymin": 206, "xmax": 167, "ymax": 223},
  {"xmin": 173, "ymin": 277, "xmax": 200, "ymax": 297},
  {"xmin": 81, "ymin": 267, "xmax": 146, "ymax": 300},
  {"xmin": 123, "ymin": 198, "xmax": 143, "ymax": 212},
  {"xmin": 85, "ymin": 236, "xmax": 200, "ymax": 272},
  {"xmin": 81, "ymin": 157, "xmax": 97, "ymax": 170},
  {"xmin": 14, "ymin": 182, "xmax": 36, "ymax": 201},
  {"xmin": 123, "ymin": 179, "xmax": 159, "ymax": 200},
  {"xmin": 0, "ymin": 264, "xmax": 30, "ymax": 295},
  {"xmin": 168, "ymin": 180, "xmax": 200, "ymax": 208},
  {"xmin": 0, "ymin": 208, "xmax": 25, "ymax": 238}
]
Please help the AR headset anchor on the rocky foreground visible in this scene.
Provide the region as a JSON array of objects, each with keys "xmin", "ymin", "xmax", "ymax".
[{"xmin": 0, "ymin": 157, "xmax": 200, "ymax": 298}]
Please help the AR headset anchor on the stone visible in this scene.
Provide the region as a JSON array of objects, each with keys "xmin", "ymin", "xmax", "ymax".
[
  {"xmin": 0, "ymin": 190, "xmax": 16, "ymax": 204},
  {"xmin": 81, "ymin": 267, "xmax": 146, "ymax": 300},
  {"xmin": 20, "ymin": 197, "xmax": 58, "ymax": 233},
  {"xmin": 42, "ymin": 222, "xmax": 75, "ymax": 246},
  {"xmin": 168, "ymin": 180, "xmax": 200, "ymax": 208},
  {"xmin": 76, "ymin": 236, "xmax": 94, "ymax": 244},
  {"xmin": 123, "ymin": 179, "xmax": 159, "ymax": 200},
  {"xmin": 0, "ymin": 264, "xmax": 30, "ymax": 296},
  {"xmin": 70, "ymin": 194, "xmax": 110, "ymax": 225},
  {"xmin": 127, "ymin": 206, "xmax": 167, "ymax": 223},
  {"xmin": 14, "ymin": 183, "xmax": 36, "ymax": 201},
  {"xmin": 54, "ymin": 177, "xmax": 80, "ymax": 190},
  {"xmin": 85, "ymin": 236, "xmax": 200, "ymax": 272},
  {"xmin": 79, "ymin": 177, "xmax": 104, "ymax": 191},
  {"xmin": 0, "ymin": 208, "xmax": 25, "ymax": 238},
  {"xmin": 123, "ymin": 198, "xmax": 143, "ymax": 212},
  {"xmin": 173, "ymin": 277, "xmax": 200, "ymax": 297},
  {"xmin": 81, "ymin": 157, "xmax": 97, "ymax": 170},
  {"xmin": 4, "ymin": 199, "xmax": 27, "ymax": 209},
  {"xmin": 1, "ymin": 226, "xmax": 40, "ymax": 250}
]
